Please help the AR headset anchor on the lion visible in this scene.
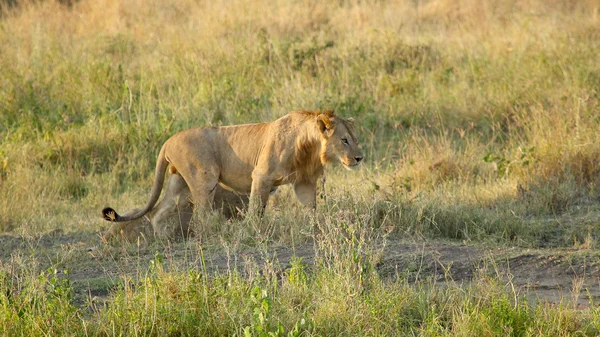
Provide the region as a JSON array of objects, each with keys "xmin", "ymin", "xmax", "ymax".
[
  {"xmin": 101, "ymin": 109, "xmax": 363, "ymax": 235},
  {"xmin": 102, "ymin": 173, "xmax": 250, "ymax": 241}
]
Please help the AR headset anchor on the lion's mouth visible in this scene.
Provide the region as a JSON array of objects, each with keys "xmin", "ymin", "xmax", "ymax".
[{"xmin": 342, "ymin": 162, "xmax": 361, "ymax": 170}]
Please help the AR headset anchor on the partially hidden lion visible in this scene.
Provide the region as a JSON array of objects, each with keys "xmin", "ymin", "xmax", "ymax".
[
  {"xmin": 102, "ymin": 173, "xmax": 249, "ymax": 241},
  {"xmin": 101, "ymin": 109, "xmax": 363, "ymax": 239}
]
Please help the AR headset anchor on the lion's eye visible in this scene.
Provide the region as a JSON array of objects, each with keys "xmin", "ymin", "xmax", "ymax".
[{"xmin": 342, "ymin": 138, "xmax": 349, "ymax": 145}]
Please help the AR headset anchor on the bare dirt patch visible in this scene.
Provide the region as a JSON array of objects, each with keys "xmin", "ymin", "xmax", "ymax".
[{"xmin": 1, "ymin": 231, "xmax": 599, "ymax": 307}]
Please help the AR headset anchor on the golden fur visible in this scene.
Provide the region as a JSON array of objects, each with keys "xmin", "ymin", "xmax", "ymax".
[
  {"xmin": 101, "ymin": 109, "xmax": 363, "ymax": 230},
  {"xmin": 102, "ymin": 173, "xmax": 248, "ymax": 241}
]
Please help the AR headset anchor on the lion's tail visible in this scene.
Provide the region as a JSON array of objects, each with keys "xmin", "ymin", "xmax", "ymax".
[{"xmin": 102, "ymin": 143, "xmax": 169, "ymax": 223}]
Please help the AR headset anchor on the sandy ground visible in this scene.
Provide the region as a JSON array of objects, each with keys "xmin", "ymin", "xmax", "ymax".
[{"xmin": 1, "ymin": 230, "xmax": 598, "ymax": 308}]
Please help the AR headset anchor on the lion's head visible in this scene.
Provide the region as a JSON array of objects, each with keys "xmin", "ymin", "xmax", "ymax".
[{"xmin": 316, "ymin": 110, "xmax": 364, "ymax": 170}]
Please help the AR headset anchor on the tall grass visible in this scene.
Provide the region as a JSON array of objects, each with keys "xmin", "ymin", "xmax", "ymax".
[
  {"xmin": 2, "ymin": 216, "xmax": 600, "ymax": 336},
  {"xmin": 3, "ymin": 0, "xmax": 600, "ymax": 334},
  {"xmin": 2, "ymin": 0, "xmax": 600, "ymax": 239}
]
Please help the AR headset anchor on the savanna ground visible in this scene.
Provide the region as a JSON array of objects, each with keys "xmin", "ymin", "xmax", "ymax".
[{"xmin": 1, "ymin": 0, "xmax": 600, "ymax": 335}]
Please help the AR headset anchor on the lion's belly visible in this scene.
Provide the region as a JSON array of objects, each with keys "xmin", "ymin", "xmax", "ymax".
[
  {"xmin": 218, "ymin": 168, "xmax": 290, "ymax": 194},
  {"xmin": 218, "ymin": 173, "xmax": 253, "ymax": 194},
  {"xmin": 215, "ymin": 142, "xmax": 257, "ymax": 193}
]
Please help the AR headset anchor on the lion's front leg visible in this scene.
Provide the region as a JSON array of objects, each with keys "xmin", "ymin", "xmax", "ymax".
[
  {"xmin": 294, "ymin": 181, "xmax": 317, "ymax": 209},
  {"xmin": 249, "ymin": 175, "xmax": 274, "ymax": 216}
]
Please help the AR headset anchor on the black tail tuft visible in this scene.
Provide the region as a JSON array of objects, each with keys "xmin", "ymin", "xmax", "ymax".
[{"xmin": 102, "ymin": 207, "xmax": 120, "ymax": 222}]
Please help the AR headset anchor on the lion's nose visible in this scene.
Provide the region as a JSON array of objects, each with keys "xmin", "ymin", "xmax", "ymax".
[{"xmin": 355, "ymin": 156, "xmax": 363, "ymax": 163}]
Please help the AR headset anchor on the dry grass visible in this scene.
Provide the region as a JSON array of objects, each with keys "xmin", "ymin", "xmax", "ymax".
[
  {"xmin": 1, "ymin": 0, "xmax": 600, "ymax": 244},
  {"xmin": 0, "ymin": 4, "xmax": 600, "ymax": 330},
  {"xmin": 1, "ymin": 1, "xmax": 600, "ymax": 334}
]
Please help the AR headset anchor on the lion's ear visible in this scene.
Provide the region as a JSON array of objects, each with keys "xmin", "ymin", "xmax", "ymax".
[
  {"xmin": 316, "ymin": 114, "xmax": 332, "ymax": 135},
  {"xmin": 323, "ymin": 109, "xmax": 334, "ymax": 117},
  {"xmin": 347, "ymin": 117, "xmax": 355, "ymax": 125}
]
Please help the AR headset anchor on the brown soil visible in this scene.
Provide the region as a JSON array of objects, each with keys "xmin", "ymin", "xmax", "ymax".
[{"xmin": 1, "ymin": 230, "xmax": 598, "ymax": 308}]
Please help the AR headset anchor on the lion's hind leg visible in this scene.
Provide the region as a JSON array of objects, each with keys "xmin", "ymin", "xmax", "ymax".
[
  {"xmin": 151, "ymin": 173, "xmax": 194, "ymax": 238},
  {"xmin": 177, "ymin": 162, "xmax": 220, "ymax": 216}
]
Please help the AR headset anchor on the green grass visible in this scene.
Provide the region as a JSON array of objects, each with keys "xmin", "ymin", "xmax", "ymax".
[
  {"xmin": 1, "ymin": 222, "xmax": 599, "ymax": 336},
  {"xmin": 2, "ymin": 218, "xmax": 600, "ymax": 336},
  {"xmin": 1, "ymin": 0, "xmax": 600, "ymax": 335}
]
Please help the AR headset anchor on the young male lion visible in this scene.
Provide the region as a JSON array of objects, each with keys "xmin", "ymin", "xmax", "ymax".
[{"xmin": 101, "ymin": 110, "xmax": 363, "ymax": 236}]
